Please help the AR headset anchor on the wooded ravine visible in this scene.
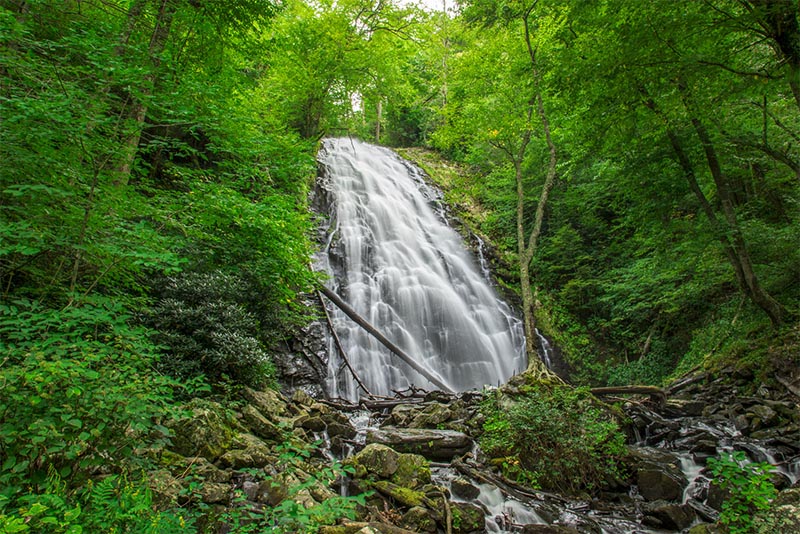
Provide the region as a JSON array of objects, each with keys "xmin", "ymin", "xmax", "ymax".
[{"xmin": 1, "ymin": 0, "xmax": 798, "ymax": 532}]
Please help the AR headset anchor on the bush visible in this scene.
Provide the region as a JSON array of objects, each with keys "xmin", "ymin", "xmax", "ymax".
[
  {"xmin": 147, "ymin": 271, "xmax": 276, "ymax": 389},
  {"xmin": 479, "ymin": 385, "xmax": 627, "ymax": 494},
  {"xmin": 0, "ymin": 296, "xmax": 192, "ymax": 513},
  {"xmin": 708, "ymin": 451, "xmax": 777, "ymax": 534}
]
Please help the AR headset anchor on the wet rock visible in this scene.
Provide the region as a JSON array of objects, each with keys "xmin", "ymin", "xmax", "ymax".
[
  {"xmin": 451, "ymin": 477, "xmax": 480, "ymax": 500},
  {"xmin": 749, "ymin": 404, "xmax": 779, "ymax": 430},
  {"xmin": 664, "ymin": 399, "xmax": 705, "ymax": 417},
  {"xmin": 642, "ymin": 501, "xmax": 696, "ymax": 530},
  {"xmin": 449, "ymin": 501, "xmax": 485, "ymax": 534},
  {"xmin": 367, "ymin": 427, "xmax": 472, "ymax": 460},
  {"xmin": 628, "ymin": 447, "xmax": 687, "ymax": 502},
  {"xmin": 319, "ymin": 523, "xmax": 418, "ymax": 534},
  {"xmin": 400, "ymin": 506, "xmax": 438, "ymax": 533},
  {"xmin": 169, "ymin": 400, "xmax": 235, "ymax": 461}
]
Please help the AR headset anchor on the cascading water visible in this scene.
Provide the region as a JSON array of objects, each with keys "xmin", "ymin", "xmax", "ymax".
[{"xmin": 315, "ymin": 138, "xmax": 526, "ymax": 400}]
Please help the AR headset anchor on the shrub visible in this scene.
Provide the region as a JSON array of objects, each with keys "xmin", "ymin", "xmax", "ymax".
[
  {"xmin": 480, "ymin": 385, "xmax": 627, "ymax": 494},
  {"xmin": 146, "ymin": 271, "xmax": 276, "ymax": 389},
  {"xmin": 708, "ymin": 451, "xmax": 777, "ymax": 534}
]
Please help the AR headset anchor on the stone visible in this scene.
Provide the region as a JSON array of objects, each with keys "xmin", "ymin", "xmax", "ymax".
[
  {"xmin": 169, "ymin": 400, "xmax": 235, "ymax": 461},
  {"xmin": 200, "ymin": 482, "xmax": 231, "ymax": 504},
  {"xmin": 449, "ymin": 501, "xmax": 485, "ymax": 534},
  {"xmin": 217, "ymin": 433, "xmax": 274, "ymax": 469},
  {"xmin": 367, "ymin": 427, "xmax": 472, "ymax": 460},
  {"xmin": 240, "ymin": 387, "xmax": 288, "ymax": 418},
  {"xmin": 291, "ymin": 388, "xmax": 315, "ymax": 407},
  {"xmin": 450, "ymin": 477, "xmax": 480, "ymax": 500},
  {"xmin": 400, "ymin": 506, "xmax": 438, "ymax": 533},
  {"xmin": 241, "ymin": 404, "xmax": 283, "ymax": 441},
  {"xmin": 637, "ymin": 466, "xmax": 687, "ymax": 502},
  {"xmin": 642, "ymin": 501, "xmax": 696, "ymax": 530},
  {"xmin": 752, "ymin": 489, "xmax": 800, "ymax": 533},
  {"xmin": 391, "ymin": 453, "xmax": 431, "ymax": 489},
  {"xmin": 372, "ymin": 480, "xmax": 432, "ymax": 508},
  {"xmin": 749, "ymin": 404, "xmax": 779, "ymax": 429},
  {"xmin": 148, "ymin": 469, "xmax": 183, "ymax": 508},
  {"xmin": 351, "ymin": 443, "xmax": 400, "ymax": 479}
]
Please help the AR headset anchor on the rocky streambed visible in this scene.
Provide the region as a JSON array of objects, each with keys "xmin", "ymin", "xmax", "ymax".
[{"xmin": 153, "ymin": 367, "xmax": 800, "ymax": 533}]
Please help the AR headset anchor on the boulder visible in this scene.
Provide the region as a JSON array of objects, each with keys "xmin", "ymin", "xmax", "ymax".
[
  {"xmin": 400, "ymin": 506, "xmax": 438, "ymax": 533},
  {"xmin": 372, "ymin": 480, "xmax": 432, "ymax": 508},
  {"xmin": 752, "ymin": 487, "xmax": 800, "ymax": 533},
  {"xmin": 199, "ymin": 482, "xmax": 231, "ymax": 505},
  {"xmin": 451, "ymin": 477, "xmax": 480, "ymax": 500},
  {"xmin": 169, "ymin": 400, "xmax": 235, "ymax": 461},
  {"xmin": 391, "ymin": 453, "xmax": 431, "ymax": 489},
  {"xmin": 367, "ymin": 427, "xmax": 472, "ymax": 460},
  {"xmin": 241, "ymin": 404, "xmax": 283, "ymax": 441},
  {"xmin": 240, "ymin": 387, "xmax": 288, "ymax": 418},
  {"xmin": 521, "ymin": 526, "xmax": 580, "ymax": 534},
  {"xmin": 628, "ymin": 447, "xmax": 687, "ymax": 502},
  {"xmin": 642, "ymin": 501, "xmax": 696, "ymax": 530},
  {"xmin": 350, "ymin": 443, "xmax": 400, "ymax": 479},
  {"xmin": 217, "ymin": 433, "xmax": 274, "ymax": 469},
  {"xmin": 449, "ymin": 501, "xmax": 485, "ymax": 534}
]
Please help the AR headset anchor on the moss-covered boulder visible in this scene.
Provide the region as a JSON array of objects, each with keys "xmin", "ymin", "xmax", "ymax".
[
  {"xmin": 169, "ymin": 399, "xmax": 235, "ymax": 461},
  {"xmin": 400, "ymin": 506, "xmax": 437, "ymax": 533},
  {"xmin": 391, "ymin": 453, "xmax": 430, "ymax": 489},
  {"xmin": 241, "ymin": 386, "xmax": 288, "ymax": 418},
  {"xmin": 217, "ymin": 433, "xmax": 274, "ymax": 469},
  {"xmin": 372, "ymin": 480, "xmax": 432, "ymax": 508},
  {"xmin": 449, "ymin": 501, "xmax": 485, "ymax": 534},
  {"xmin": 241, "ymin": 404, "xmax": 283, "ymax": 441},
  {"xmin": 350, "ymin": 443, "xmax": 400, "ymax": 479}
]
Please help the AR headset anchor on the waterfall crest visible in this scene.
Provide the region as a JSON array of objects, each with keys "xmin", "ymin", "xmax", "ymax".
[{"xmin": 315, "ymin": 138, "xmax": 526, "ymax": 399}]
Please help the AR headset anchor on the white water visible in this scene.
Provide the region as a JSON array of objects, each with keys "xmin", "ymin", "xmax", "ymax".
[{"xmin": 316, "ymin": 138, "xmax": 526, "ymax": 400}]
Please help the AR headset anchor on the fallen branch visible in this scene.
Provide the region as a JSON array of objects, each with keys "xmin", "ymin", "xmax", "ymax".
[
  {"xmin": 318, "ymin": 285, "xmax": 454, "ymax": 393},
  {"xmin": 590, "ymin": 386, "xmax": 666, "ymax": 406},
  {"xmin": 316, "ymin": 289, "xmax": 373, "ymax": 398}
]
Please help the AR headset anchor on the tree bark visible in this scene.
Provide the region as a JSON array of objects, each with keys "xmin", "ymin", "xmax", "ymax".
[
  {"xmin": 318, "ymin": 285, "xmax": 454, "ymax": 393},
  {"xmin": 115, "ymin": 0, "xmax": 178, "ymax": 186},
  {"xmin": 678, "ymin": 84, "xmax": 786, "ymax": 326}
]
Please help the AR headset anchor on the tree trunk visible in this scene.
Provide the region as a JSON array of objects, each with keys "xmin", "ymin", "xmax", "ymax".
[
  {"xmin": 115, "ymin": 0, "xmax": 177, "ymax": 186},
  {"xmin": 375, "ymin": 99, "xmax": 382, "ymax": 143},
  {"xmin": 679, "ymin": 85, "xmax": 786, "ymax": 326}
]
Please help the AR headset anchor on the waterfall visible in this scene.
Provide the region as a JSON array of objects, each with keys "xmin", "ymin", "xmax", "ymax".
[{"xmin": 315, "ymin": 138, "xmax": 526, "ymax": 400}]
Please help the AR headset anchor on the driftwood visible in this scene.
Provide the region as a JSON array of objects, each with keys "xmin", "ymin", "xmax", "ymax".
[
  {"xmin": 590, "ymin": 385, "xmax": 666, "ymax": 405},
  {"xmin": 360, "ymin": 397, "xmax": 426, "ymax": 411},
  {"xmin": 318, "ymin": 285, "xmax": 454, "ymax": 393},
  {"xmin": 316, "ymin": 289, "xmax": 373, "ymax": 397}
]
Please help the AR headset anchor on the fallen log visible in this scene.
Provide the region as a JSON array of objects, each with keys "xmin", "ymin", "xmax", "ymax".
[
  {"xmin": 318, "ymin": 285, "xmax": 454, "ymax": 393},
  {"xmin": 316, "ymin": 289, "xmax": 373, "ymax": 397},
  {"xmin": 590, "ymin": 385, "xmax": 666, "ymax": 406},
  {"xmin": 360, "ymin": 397, "xmax": 426, "ymax": 411}
]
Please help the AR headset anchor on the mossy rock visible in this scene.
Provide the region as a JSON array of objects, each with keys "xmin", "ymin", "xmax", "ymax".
[
  {"xmin": 168, "ymin": 399, "xmax": 236, "ymax": 461},
  {"xmin": 241, "ymin": 386, "xmax": 288, "ymax": 418},
  {"xmin": 372, "ymin": 480, "xmax": 431, "ymax": 508},
  {"xmin": 391, "ymin": 453, "xmax": 430, "ymax": 489},
  {"xmin": 159, "ymin": 451, "xmax": 231, "ymax": 483},
  {"xmin": 241, "ymin": 404, "xmax": 283, "ymax": 441},
  {"xmin": 217, "ymin": 433, "xmax": 274, "ymax": 469},
  {"xmin": 350, "ymin": 443, "xmax": 400, "ymax": 479},
  {"xmin": 449, "ymin": 501, "xmax": 485, "ymax": 534},
  {"xmin": 400, "ymin": 506, "xmax": 437, "ymax": 533}
]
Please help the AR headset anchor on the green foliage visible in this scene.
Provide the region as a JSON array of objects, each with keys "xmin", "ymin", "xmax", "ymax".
[
  {"xmin": 0, "ymin": 468, "xmax": 194, "ymax": 534},
  {"xmin": 147, "ymin": 270, "xmax": 276, "ymax": 389},
  {"xmin": 217, "ymin": 442, "xmax": 369, "ymax": 534},
  {"xmin": 0, "ymin": 297, "xmax": 192, "ymax": 498},
  {"xmin": 708, "ymin": 451, "xmax": 777, "ymax": 534},
  {"xmin": 479, "ymin": 385, "xmax": 627, "ymax": 494}
]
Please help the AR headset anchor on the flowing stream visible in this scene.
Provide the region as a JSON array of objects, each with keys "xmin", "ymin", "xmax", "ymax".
[{"xmin": 315, "ymin": 138, "xmax": 526, "ymax": 400}]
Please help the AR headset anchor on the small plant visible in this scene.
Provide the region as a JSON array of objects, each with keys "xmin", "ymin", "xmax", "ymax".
[{"xmin": 708, "ymin": 451, "xmax": 777, "ymax": 534}]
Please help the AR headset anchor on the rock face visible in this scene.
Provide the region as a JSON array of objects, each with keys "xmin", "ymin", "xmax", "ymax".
[{"xmin": 366, "ymin": 427, "xmax": 472, "ymax": 460}]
